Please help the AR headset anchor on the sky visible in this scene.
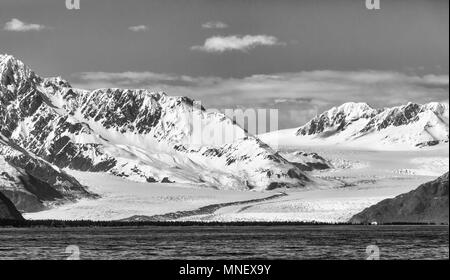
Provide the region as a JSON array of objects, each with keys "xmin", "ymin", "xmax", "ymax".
[{"xmin": 0, "ymin": 0, "xmax": 448, "ymax": 129}]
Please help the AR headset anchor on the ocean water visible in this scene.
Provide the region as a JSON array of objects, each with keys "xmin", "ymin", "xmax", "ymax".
[{"xmin": 0, "ymin": 225, "xmax": 448, "ymax": 260}]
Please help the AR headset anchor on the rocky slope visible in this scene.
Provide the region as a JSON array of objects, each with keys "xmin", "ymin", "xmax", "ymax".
[
  {"xmin": 350, "ymin": 173, "xmax": 449, "ymax": 224},
  {"xmin": 279, "ymin": 151, "xmax": 330, "ymax": 171},
  {"xmin": 298, "ymin": 102, "xmax": 449, "ymax": 148},
  {"xmin": 260, "ymin": 102, "xmax": 449, "ymax": 150},
  {"xmin": 1, "ymin": 133, "xmax": 94, "ymax": 212},
  {"xmin": 0, "ymin": 190, "xmax": 24, "ymax": 220},
  {"xmin": 0, "ymin": 54, "xmax": 313, "ymax": 192},
  {"xmin": 296, "ymin": 102, "xmax": 380, "ymax": 137}
]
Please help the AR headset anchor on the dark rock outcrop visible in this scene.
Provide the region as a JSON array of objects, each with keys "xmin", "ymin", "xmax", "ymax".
[
  {"xmin": 0, "ymin": 190, "xmax": 24, "ymax": 220},
  {"xmin": 350, "ymin": 173, "xmax": 449, "ymax": 224},
  {"xmin": 1, "ymin": 136, "xmax": 96, "ymax": 212}
]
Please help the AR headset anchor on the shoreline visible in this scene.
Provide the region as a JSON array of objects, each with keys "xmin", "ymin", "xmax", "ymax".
[{"xmin": 1, "ymin": 219, "xmax": 448, "ymax": 228}]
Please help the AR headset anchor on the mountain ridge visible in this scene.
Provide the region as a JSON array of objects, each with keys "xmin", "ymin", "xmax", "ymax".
[
  {"xmin": 261, "ymin": 101, "xmax": 449, "ymax": 150},
  {"xmin": 0, "ymin": 54, "xmax": 315, "ymax": 193}
]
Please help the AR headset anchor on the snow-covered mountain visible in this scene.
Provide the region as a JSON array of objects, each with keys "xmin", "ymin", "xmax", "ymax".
[
  {"xmin": 0, "ymin": 54, "xmax": 313, "ymax": 193},
  {"xmin": 260, "ymin": 102, "xmax": 449, "ymax": 150}
]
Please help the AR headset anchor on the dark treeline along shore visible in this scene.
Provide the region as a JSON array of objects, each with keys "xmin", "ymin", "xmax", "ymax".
[{"xmin": 0, "ymin": 219, "xmax": 446, "ymax": 228}]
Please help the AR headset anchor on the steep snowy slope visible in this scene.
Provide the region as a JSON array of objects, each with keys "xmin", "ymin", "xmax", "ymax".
[
  {"xmin": 260, "ymin": 102, "xmax": 449, "ymax": 150},
  {"xmin": 0, "ymin": 54, "xmax": 312, "ymax": 191}
]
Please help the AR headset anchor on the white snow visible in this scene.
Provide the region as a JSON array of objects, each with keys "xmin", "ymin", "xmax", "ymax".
[
  {"xmin": 176, "ymin": 146, "xmax": 449, "ymax": 222},
  {"xmin": 260, "ymin": 102, "xmax": 449, "ymax": 151},
  {"xmin": 24, "ymin": 170, "xmax": 272, "ymax": 221},
  {"xmin": 24, "ymin": 145, "xmax": 449, "ymax": 222}
]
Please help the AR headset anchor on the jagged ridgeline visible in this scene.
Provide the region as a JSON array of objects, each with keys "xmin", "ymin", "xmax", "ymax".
[
  {"xmin": 261, "ymin": 101, "xmax": 449, "ymax": 149},
  {"xmin": 0, "ymin": 54, "xmax": 315, "ymax": 213},
  {"xmin": 297, "ymin": 102, "xmax": 449, "ymax": 147}
]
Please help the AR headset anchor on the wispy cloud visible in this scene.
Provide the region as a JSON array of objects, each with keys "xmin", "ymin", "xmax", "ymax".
[
  {"xmin": 4, "ymin": 18, "xmax": 46, "ymax": 32},
  {"xmin": 73, "ymin": 71, "xmax": 202, "ymax": 89},
  {"xmin": 128, "ymin": 25, "xmax": 149, "ymax": 32},
  {"xmin": 71, "ymin": 70, "xmax": 449, "ymax": 129},
  {"xmin": 191, "ymin": 35, "xmax": 285, "ymax": 53},
  {"xmin": 201, "ymin": 21, "xmax": 228, "ymax": 29}
]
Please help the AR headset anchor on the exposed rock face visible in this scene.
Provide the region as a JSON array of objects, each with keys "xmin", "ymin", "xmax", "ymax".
[
  {"xmin": 279, "ymin": 151, "xmax": 331, "ymax": 172},
  {"xmin": 297, "ymin": 103, "xmax": 379, "ymax": 136},
  {"xmin": 0, "ymin": 54, "xmax": 314, "ymax": 191},
  {"xmin": 0, "ymin": 55, "xmax": 96, "ymax": 211},
  {"xmin": 350, "ymin": 173, "xmax": 449, "ymax": 224},
  {"xmin": 0, "ymin": 136, "xmax": 94, "ymax": 212},
  {"xmin": 0, "ymin": 190, "xmax": 24, "ymax": 220}
]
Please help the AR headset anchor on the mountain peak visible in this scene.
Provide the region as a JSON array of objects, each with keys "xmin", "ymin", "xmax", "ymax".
[
  {"xmin": 0, "ymin": 53, "xmax": 34, "ymax": 90},
  {"xmin": 0, "ymin": 54, "xmax": 17, "ymax": 63},
  {"xmin": 296, "ymin": 102, "xmax": 378, "ymax": 136},
  {"xmin": 337, "ymin": 102, "xmax": 372, "ymax": 111},
  {"xmin": 422, "ymin": 102, "xmax": 449, "ymax": 118},
  {"xmin": 0, "ymin": 54, "xmax": 26, "ymax": 70},
  {"xmin": 332, "ymin": 102, "xmax": 374, "ymax": 117},
  {"xmin": 292, "ymin": 100, "xmax": 449, "ymax": 149}
]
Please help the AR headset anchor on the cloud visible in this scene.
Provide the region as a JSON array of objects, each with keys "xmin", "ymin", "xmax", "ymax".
[
  {"xmin": 128, "ymin": 25, "xmax": 149, "ymax": 32},
  {"xmin": 71, "ymin": 71, "xmax": 221, "ymax": 93},
  {"xmin": 77, "ymin": 71, "xmax": 176, "ymax": 83},
  {"xmin": 71, "ymin": 70, "xmax": 449, "ymax": 129},
  {"xmin": 4, "ymin": 18, "xmax": 46, "ymax": 32},
  {"xmin": 191, "ymin": 35, "xmax": 285, "ymax": 53},
  {"xmin": 201, "ymin": 21, "xmax": 228, "ymax": 29}
]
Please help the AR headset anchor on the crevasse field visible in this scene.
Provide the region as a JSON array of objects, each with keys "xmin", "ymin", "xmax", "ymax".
[{"xmin": 25, "ymin": 144, "xmax": 449, "ymax": 223}]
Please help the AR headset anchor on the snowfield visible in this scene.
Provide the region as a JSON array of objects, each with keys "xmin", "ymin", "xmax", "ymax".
[
  {"xmin": 25, "ymin": 145, "xmax": 449, "ymax": 223},
  {"xmin": 24, "ymin": 171, "xmax": 272, "ymax": 221},
  {"xmin": 176, "ymin": 146, "xmax": 448, "ymax": 222}
]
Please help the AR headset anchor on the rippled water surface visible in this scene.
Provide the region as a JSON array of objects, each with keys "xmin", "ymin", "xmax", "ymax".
[{"xmin": 0, "ymin": 225, "xmax": 448, "ymax": 260}]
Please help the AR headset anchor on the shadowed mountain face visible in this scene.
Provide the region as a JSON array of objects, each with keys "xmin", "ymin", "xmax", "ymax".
[
  {"xmin": 0, "ymin": 140, "xmax": 95, "ymax": 212},
  {"xmin": 350, "ymin": 173, "xmax": 449, "ymax": 224},
  {"xmin": 0, "ymin": 190, "xmax": 24, "ymax": 220}
]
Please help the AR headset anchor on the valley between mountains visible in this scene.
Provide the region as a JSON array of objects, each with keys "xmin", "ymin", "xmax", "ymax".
[{"xmin": 1, "ymin": 54, "xmax": 449, "ymax": 223}]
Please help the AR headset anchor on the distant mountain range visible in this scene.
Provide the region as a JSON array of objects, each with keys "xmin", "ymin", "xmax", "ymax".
[
  {"xmin": 350, "ymin": 172, "xmax": 449, "ymax": 224},
  {"xmin": 0, "ymin": 54, "xmax": 322, "ymax": 212},
  {"xmin": 261, "ymin": 102, "xmax": 449, "ymax": 150}
]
